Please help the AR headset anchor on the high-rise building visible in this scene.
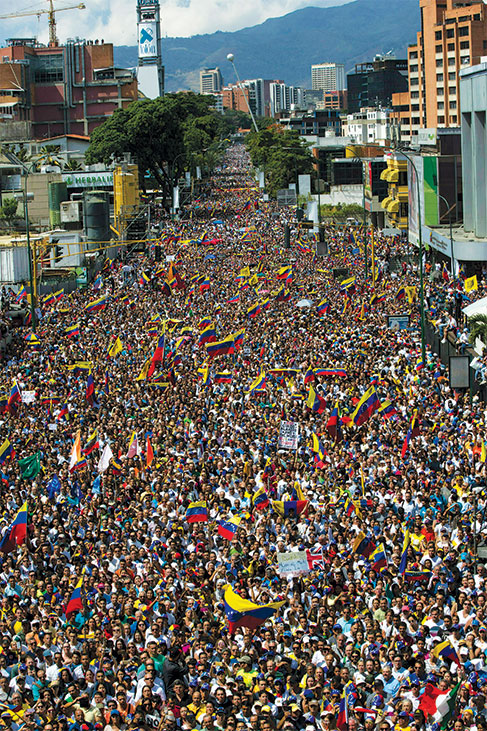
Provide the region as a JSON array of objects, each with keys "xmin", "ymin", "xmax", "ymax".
[
  {"xmin": 392, "ymin": 0, "xmax": 487, "ymax": 140},
  {"xmin": 0, "ymin": 38, "xmax": 138, "ymax": 139},
  {"xmin": 269, "ymin": 83, "xmax": 304, "ymax": 116},
  {"xmin": 200, "ymin": 68, "xmax": 223, "ymax": 94},
  {"xmin": 347, "ymin": 55, "xmax": 408, "ymax": 113},
  {"xmin": 311, "ymin": 63, "xmax": 346, "ymax": 92},
  {"xmin": 136, "ymin": 0, "xmax": 164, "ymax": 98}
]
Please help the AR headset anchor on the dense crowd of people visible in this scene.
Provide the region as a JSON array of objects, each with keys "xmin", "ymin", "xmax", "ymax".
[{"xmin": 0, "ymin": 144, "xmax": 487, "ymax": 731}]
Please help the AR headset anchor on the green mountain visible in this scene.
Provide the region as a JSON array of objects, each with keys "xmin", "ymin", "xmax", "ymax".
[{"xmin": 114, "ymin": 0, "xmax": 420, "ymax": 92}]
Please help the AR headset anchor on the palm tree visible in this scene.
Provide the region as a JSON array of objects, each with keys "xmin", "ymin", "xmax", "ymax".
[
  {"xmin": 33, "ymin": 145, "xmax": 64, "ymax": 171},
  {"xmin": 468, "ymin": 314, "xmax": 487, "ymax": 345},
  {"xmin": 63, "ymin": 159, "xmax": 82, "ymax": 171}
]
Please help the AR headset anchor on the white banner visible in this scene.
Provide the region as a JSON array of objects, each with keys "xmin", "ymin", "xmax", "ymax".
[
  {"xmin": 277, "ymin": 551, "xmax": 309, "ymax": 577},
  {"xmin": 21, "ymin": 391, "xmax": 36, "ymax": 404}
]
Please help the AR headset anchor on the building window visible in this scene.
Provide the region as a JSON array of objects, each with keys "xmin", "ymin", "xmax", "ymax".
[
  {"xmin": 437, "ymin": 59, "xmax": 443, "ymax": 67},
  {"xmin": 448, "ymin": 58, "xmax": 456, "ymax": 65},
  {"xmin": 447, "ymin": 43, "xmax": 455, "ymax": 51},
  {"xmin": 411, "ymin": 91, "xmax": 419, "ymax": 98},
  {"xmin": 437, "ymin": 73, "xmax": 444, "ymax": 81},
  {"xmin": 436, "ymin": 45, "xmax": 442, "ymax": 53},
  {"xmin": 437, "ymin": 87, "xmax": 444, "ymax": 95},
  {"xmin": 410, "ymin": 64, "xmax": 418, "ymax": 72},
  {"xmin": 448, "ymin": 72, "xmax": 456, "ymax": 80},
  {"xmin": 461, "ymin": 56, "xmax": 470, "ymax": 65},
  {"xmin": 410, "ymin": 51, "xmax": 418, "ymax": 59},
  {"xmin": 446, "ymin": 28, "xmax": 455, "ymax": 38},
  {"xmin": 412, "ymin": 104, "xmax": 419, "ymax": 111},
  {"xmin": 410, "ymin": 77, "xmax": 418, "ymax": 86},
  {"xmin": 449, "ymin": 100, "xmax": 457, "ymax": 109},
  {"xmin": 458, "ymin": 26, "xmax": 469, "ymax": 36},
  {"xmin": 460, "ymin": 41, "xmax": 470, "ymax": 49},
  {"xmin": 438, "ymin": 115, "xmax": 445, "ymax": 123},
  {"xmin": 435, "ymin": 31, "xmax": 442, "ymax": 39},
  {"xmin": 450, "ymin": 115, "xmax": 457, "ymax": 123},
  {"xmin": 438, "ymin": 102, "xmax": 444, "ymax": 110},
  {"xmin": 449, "ymin": 86, "xmax": 457, "ymax": 94},
  {"xmin": 474, "ymin": 13, "xmax": 480, "ymax": 20},
  {"xmin": 412, "ymin": 117, "xmax": 420, "ymax": 124}
]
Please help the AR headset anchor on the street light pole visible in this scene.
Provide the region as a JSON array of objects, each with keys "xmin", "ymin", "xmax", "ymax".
[
  {"xmin": 397, "ymin": 147, "xmax": 426, "ymax": 366},
  {"xmin": 226, "ymin": 53, "xmax": 259, "ymax": 134}
]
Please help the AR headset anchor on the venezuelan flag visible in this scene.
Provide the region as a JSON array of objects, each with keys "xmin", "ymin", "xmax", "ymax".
[
  {"xmin": 15, "ymin": 286, "xmax": 27, "ymax": 302},
  {"xmin": 351, "ymin": 386, "xmax": 380, "ymax": 426},
  {"xmin": 223, "ymin": 585, "xmax": 285, "ymax": 633},
  {"xmin": 370, "ymin": 543, "xmax": 387, "ymax": 573},
  {"xmin": 253, "ymin": 487, "xmax": 270, "ymax": 511},
  {"xmin": 57, "ymin": 403, "xmax": 69, "ymax": 422},
  {"xmin": 396, "ymin": 287, "xmax": 406, "ymax": 301},
  {"xmin": 214, "ymin": 371, "xmax": 233, "ymax": 383},
  {"xmin": 83, "ymin": 430, "xmax": 99, "ymax": 456},
  {"xmin": 0, "ymin": 501, "xmax": 28, "ymax": 554},
  {"xmin": 206, "ymin": 336, "xmax": 235, "ymax": 359},
  {"xmin": 199, "ymin": 277, "xmax": 210, "ymax": 292},
  {"xmin": 247, "ymin": 303, "xmax": 261, "ymax": 319},
  {"xmin": 217, "ymin": 516, "xmax": 241, "ymax": 541},
  {"xmin": 66, "ymin": 577, "xmax": 83, "ymax": 618},
  {"xmin": 233, "ymin": 330, "xmax": 245, "ymax": 351},
  {"xmin": 199, "ymin": 326, "xmax": 216, "ymax": 345},
  {"xmin": 246, "ymin": 370, "xmax": 266, "ymax": 395},
  {"xmin": 401, "ymin": 410, "xmax": 419, "ymax": 458},
  {"xmin": 86, "ymin": 374, "xmax": 95, "ymax": 404},
  {"xmin": 398, "ymin": 530, "xmax": 410, "ymax": 574},
  {"xmin": 306, "ymin": 384, "xmax": 326, "ymax": 414},
  {"xmin": 186, "ymin": 500, "xmax": 208, "ymax": 523},
  {"xmin": 326, "ymin": 402, "xmax": 342, "ymax": 442},
  {"xmin": 65, "ymin": 324, "xmax": 80, "ymax": 338},
  {"xmin": 139, "ymin": 271, "xmax": 150, "ymax": 286},
  {"xmin": 24, "ymin": 332, "xmax": 40, "ymax": 348},
  {"xmin": 352, "ymin": 531, "xmax": 376, "ymax": 559},
  {"xmin": 198, "ymin": 317, "xmax": 212, "ymax": 330},
  {"xmin": 148, "ymin": 335, "xmax": 165, "ymax": 378},
  {"xmin": 7, "ymin": 381, "xmax": 21, "ymax": 412},
  {"xmin": 227, "ymin": 294, "xmax": 240, "ymax": 304},
  {"xmin": 314, "ymin": 368, "xmax": 347, "ymax": 378},
  {"xmin": 0, "ymin": 439, "xmax": 14, "ymax": 464},
  {"xmin": 84, "ymin": 296, "xmax": 107, "ymax": 313},
  {"xmin": 317, "ymin": 301, "xmax": 330, "ymax": 316},
  {"xmin": 272, "ymin": 500, "xmax": 308, "ymax": 517},
  {"xmin": 276, "ymin": 265, "xmax": 292, "ymax": 281},
  {"xmin": 378, "ymin": 399, "xmax": 397, "ymax": 420},
  {"xmin": 431, "ymin": 639, "xmax": 460, "ymax": 666},
  {"xmin": 404, "ymin": 569, "xmax": 432, "ymax": 584}
]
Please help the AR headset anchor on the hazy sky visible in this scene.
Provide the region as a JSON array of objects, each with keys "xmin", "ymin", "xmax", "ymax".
[{"xmin": 3, "ymin": 0, "xmax": 352, "ymax": 45}]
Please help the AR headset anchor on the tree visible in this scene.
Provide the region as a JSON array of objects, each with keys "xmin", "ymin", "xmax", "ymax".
[
  {"xmin": 85, "ymin": 93, "xmax": 223, "ymax": 205},
  {"xmin": 63, "ymin": 159, "xmax": 82, "ymax": 171},
  {"xmin": 0, "ymin": 198, "xmax": 19, "ymax": 230},
  {"xmin": 34, "ymin": 145, "xmax": 64, "ymax": 170},
  {"xmin": 246, "ymin": 126, "xmax": 313, "ymax": 198},
  {"xmin": 468, "ymin": 314, "xmax": 487, "ymax": 346}
]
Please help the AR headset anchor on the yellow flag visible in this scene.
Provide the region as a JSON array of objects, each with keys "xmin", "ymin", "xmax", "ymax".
[
  {"xmin": 465, "ymin": 275, "xmax": 478, "ymax": 293},
  {"xmin": 481, "ymin": 442, "xmax": 486, "ymax": 464},
  {"xmin": 137, "ymin": 359, "xmax": 150, "ymax": 381},
  {"xmin": 405, "ymin": 286, "xmax": 417, "ymax": 304},
  {"xmin": 108, "ymin": 336, "xmax": 123, "ymax": 357}
]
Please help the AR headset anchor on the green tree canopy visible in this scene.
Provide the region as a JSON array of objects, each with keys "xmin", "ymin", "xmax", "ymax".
[
  {"xmin": 85, "ymin": 93, "xmax": 225, "ymax": 202},
  {"xmin": 245, "ymin": 126, "xmax": 313, "ymax": 198}
]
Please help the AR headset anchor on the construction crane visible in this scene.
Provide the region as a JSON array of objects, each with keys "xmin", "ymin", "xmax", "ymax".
[{"xmin": 0, "ymin": 1, "xmax": 86, "ymax": 47}]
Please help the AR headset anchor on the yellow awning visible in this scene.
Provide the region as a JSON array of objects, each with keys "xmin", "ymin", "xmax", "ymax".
[
  {"xmin": 387, "ymin": 199, "xmax": 400, "ymax": 213},
  {"xmin": 381, "ymin": 196, "xmax": 392, "ymax": 209},
  {"xmin": 380, "ymin": 168, "xmax": 390, "ymax": 181}
]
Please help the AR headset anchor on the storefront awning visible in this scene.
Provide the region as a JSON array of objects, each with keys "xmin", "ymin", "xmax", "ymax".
[{"xmin": 463, "ymin": 296, "xmax": 487, "ymax": 319}]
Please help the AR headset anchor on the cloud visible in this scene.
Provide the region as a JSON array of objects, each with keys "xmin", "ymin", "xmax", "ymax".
[{"xmin": 2, "ymin": 0, "xmax": 351, "ymax": 45}]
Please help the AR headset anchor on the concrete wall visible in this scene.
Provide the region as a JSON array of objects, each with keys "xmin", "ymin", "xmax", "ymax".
[{"xmin": 25, "ymin": 172, "xmax": 63, "ymax": 228}]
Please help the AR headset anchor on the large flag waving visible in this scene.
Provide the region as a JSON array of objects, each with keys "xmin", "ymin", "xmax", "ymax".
[
  {"xmin": 66, "ymin": 577, "xmax": 83, "ymax": 619},
  {"xmin": 0, "ymin": 502, "xmax": 28, "ymax": 553},
  {"xmin": 223, "ymin": 585, "xmax": 285, "ymax": 633}
]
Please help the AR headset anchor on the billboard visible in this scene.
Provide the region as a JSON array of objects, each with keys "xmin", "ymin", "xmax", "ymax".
[{"xmin": 138, "ymin": 22, "xmax": 157, "ymax": 58}]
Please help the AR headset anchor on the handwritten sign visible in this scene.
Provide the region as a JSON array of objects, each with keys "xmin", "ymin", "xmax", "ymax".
[
  {"xmin": 278, "ymin": 421, "xmax": 299, "ymax": 450},
  {"xmin": 277, "ymin": 551, "xmax": 309, "ymax": 577}
]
